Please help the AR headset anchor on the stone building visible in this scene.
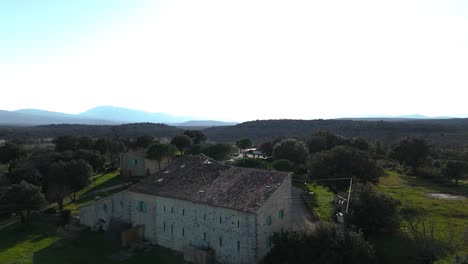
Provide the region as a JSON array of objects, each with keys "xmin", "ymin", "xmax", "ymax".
[
  {"xmin": 120, "ymin": 150, "xmax": 167, "ymax": 177},
  {"xmin": 80, "ymin": 154, "xmax": 293, "ymax": 263}
]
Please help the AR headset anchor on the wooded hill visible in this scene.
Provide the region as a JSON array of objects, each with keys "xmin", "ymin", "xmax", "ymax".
[{"xmin": 2, "ymin": 119, "xmax": 468, "ymax": 148}]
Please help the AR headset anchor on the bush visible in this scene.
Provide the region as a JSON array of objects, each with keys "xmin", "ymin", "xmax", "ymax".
[
  {"xmin": 345, "ymin": 183, "xmax": 401, "ymax": 235},
  {"xmin": 272, "ymin": 159, "xmax": 295, "ymax": 172},
  {"xmin": 262, "ymin": 223, "xmax": 376, "ymax": 264},
  {"xmin": 233, "ymin": 158, "xmax": 270, "ymax": 170}
]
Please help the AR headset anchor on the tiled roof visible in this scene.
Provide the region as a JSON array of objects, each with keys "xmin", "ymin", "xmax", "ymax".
[{"xmin": 129, "ymin": 154, "xmax": 291, "ymax": 213}]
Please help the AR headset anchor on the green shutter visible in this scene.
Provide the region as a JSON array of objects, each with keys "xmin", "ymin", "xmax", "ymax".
[
  {"xmin": 266, "ymin": 237, "xmax": 271, "ymax": 248},
  {"xmin": 266, "ymin": 216, "xmax": 271, "ymax": 225}
]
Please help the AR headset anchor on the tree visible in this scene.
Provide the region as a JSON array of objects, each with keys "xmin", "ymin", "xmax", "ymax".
[
  {"xmin": 272, "ymin": 159, "xmax": 295, "ymax": 172},
  {"xmin": 53, "ymin": 135, "xmax": 78, "ymax": 152},
  {"xmin": 236, "ymin": 138, "xmax": 253, "ymax": 150},
  {"xmin": 273, "ymin": 138, "xmax": 309, "ymax": 164},
  {"xmin": 146, "ymin": 143, "xmax": 178, "ymax": 169},
  {"xmin": 1, "ymin": 181, "xmax": 47, "ymax": 224},
  {"xmin": 134, "ymin": 135, "xmax": 154, "ymax": 149},
  {"xmin": 183, "ymin": 130, "xmax": 207, "ymax": 144},
  {"xmin": 45, "ymin": 161, "xmax": 71, "ymax": 212},
  {"xmin": 0, "ymin": 142, "xmax": 24, "ymax": 174},
  {"xmin": 307, "ymin": 146, "xmax": 383, "ymax": 192},
  {"xmin": 8, "ymin": 162, "xmax": 42, "ymax": 186},
  {"xmin": 345, "ymin": 183, "xmax": 401, "ymax": 235},
  {"xmin": 67, "ymin": 160, "xmax": 93, "ymax": 201},
  {"xmin": 171, "ymin": 135, "xmax": 193, "ymax": 155},
  {"xmin": 109, "ymin": 140, "xmax": 126, "ymax": 168},
  {"xmin": 258, "ymin": 141, "xmax": 274, "ymax": 157},
  {"xmin": 306, "ymin": 135, "xmax": 327, "ymax": 154},
  {"xmin": 74, "ymin": 149, "xmax": 106, "ymax": 172},
  {"xmin": 77, "ymin": 136, "xmax": 95, "ymax": 150},
  {"xmin": 442, "ymin": 161, "xmax": 468, "ymax": 185},
  {"xmin": 389, "ymin": 137, "xmax": 430, "ymax": 171},
  {"xmin": 93, "ymin": 138, "xmax": 110, "ymax": 155},
  {"xmin": 202, "ymin": 144, "xmax": 233, "ymax": 161},
  {"xmin": 262, "ymin": 223, "xmax": 376, "ymax": 264}
]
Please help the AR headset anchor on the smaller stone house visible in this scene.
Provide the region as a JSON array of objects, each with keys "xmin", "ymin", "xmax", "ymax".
[{"xmin": 120, "ymin": 150, "xmax": 167, "ymax": 177}]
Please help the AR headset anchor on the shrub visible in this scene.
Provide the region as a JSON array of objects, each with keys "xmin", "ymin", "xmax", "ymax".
[
  {"xmin": 262, "ymin": 223, "xmax": 376, "ymax": 264},
  {"xmin": 272, "ymin": 159, "xmax": 295, "ymax": 172}
]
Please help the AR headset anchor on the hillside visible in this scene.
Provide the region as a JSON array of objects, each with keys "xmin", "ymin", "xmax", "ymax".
[
  {"xmin": 203, "ymin": 119, "xmax": 468, "ymax": 147},
  {"xmin": 0, "ymin": 123, "xmax": 183, "ymax": 139}
]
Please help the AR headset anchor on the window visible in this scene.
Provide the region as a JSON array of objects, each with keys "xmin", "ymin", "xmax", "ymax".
[
  {"xmin": 219, "ymin": 216, "xmax": 222, "ymax": 224},
  {"xmin": 102, "ymin": 204, "xmax": 107, "ymax": 212},
  {"xmin": 219, "ymin": 236, "xmax": 223, "ymax": 247},
  {"xmin": 131, "ymin": 159, "xmax": 138, "ymax": 166},
  {"xmin": 171, "ymin": 224, "xmax": 173, "ymax": 234},
  {"xmin": 171, "ymin": 207, "xmax": 174, "ymax": 214},
  {"xmin": 182, "ymin": 209, "xmax": 185, "ymax": 216},
  {"xmin": 137, "ymin": 201, "xmax": 147, "ymax": 213},
  {"xmin": 279, "ymin": 209, "xmax": 284, "ymax": 219},
  {"xmin": 182, "ymin": 228, "xmax": 185, "ymax": 237},
  {"xmin": 266, "ymin": 237, "xmax": 271, "ymax": 248},
  {"xmin": 203, "ymin": 232, "xmax": 206, "ymax": 241},
  {"xmin": 237, "ymin": 240, "xmax": 240, "ymax": 252},
  {"xmin": 163, "ymin": 222, "xmax": 166, "ymax": 232},
  {"xmin": 204, "ymin": 213, "xmax": 206, "ymax": 220},
  {"xmin": 119, "ymin": 200, "xmax": 124, "ymax": 207},
  {"xmin": 266, "ymin": 216, "xmax": 272, "ymax": 225}
]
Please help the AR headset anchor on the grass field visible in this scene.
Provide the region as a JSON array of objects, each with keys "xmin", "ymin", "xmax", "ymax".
[
  {"xmin": 0, "ymin": 218, "xmax": 184, "ymax": 264},
  {"xmin": 373, "ymin": 171, "xmax": 468, "ymax": 264},
  {"xmin": 62, "ymin": 170, "xmax": 133, "ymax": 214},
  {"xmin": 303, "ymin": 184, "xmax": 334, "ymax": 221}
]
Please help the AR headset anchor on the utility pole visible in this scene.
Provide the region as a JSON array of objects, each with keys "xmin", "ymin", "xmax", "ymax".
[{"xmin": 345, "ymin": 178, "xmax": 353, "ymax": 213}]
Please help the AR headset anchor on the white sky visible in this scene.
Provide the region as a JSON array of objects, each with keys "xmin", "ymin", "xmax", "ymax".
[{"xmin": 1, "ymin": 0, "xmax": 467, "ymax": 121}]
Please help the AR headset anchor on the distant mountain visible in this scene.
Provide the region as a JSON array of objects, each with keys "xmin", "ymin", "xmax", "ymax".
[
  {"xmin": 79, "ymin": 106, "xmax": 192, "ymax": 124},
  {"xmin": 339, "ymin": 114, "xmax": 455, "ymax": 121},
  {"xmin": 172, "ymin": 120, "xmax": 237, "ymax": 127},
  {"xmin": 0, "ymin": 106, "xmax": 234, "ymax": 127},
  {"xmin": 0, "ymin": 110, "xmax": 115, "ymax": 126}
]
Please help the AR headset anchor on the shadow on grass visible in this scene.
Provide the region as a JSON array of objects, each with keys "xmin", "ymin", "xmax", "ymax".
[
  {"xmin": 370, "ymin": 233, "xmax": 421, "ymax": 264},
  {"xmin": 403, "ymin": 175, "xmax": 468, "ymax": 197},
  {"xmin": 0, "ymin": 219, "xmax": 56, "ymax": 255}
]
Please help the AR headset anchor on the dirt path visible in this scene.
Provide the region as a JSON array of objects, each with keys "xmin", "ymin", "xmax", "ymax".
[{"xmin": 290, "ymin": 187, "xmax": 317, "ymax": 232}]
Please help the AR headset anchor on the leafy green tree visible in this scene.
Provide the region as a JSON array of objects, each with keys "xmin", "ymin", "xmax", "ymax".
[
  {"xmin": 8, "ymin": 162, "xmax": 42, "ymax": 186},
  {"xmin": 236, "ymin": 138, "xmax": 253, "ymax": 150},
  {"xmin": 171, "ymin": 135, "xmax": 193, "ymax": 155},
  {"xmin": 147, "ymin": 143, "xmax": 178, "ymax": 169},
  {"xmin": 109, "ymin": 140, "xmax": 126, "ymax": 168},
  {"xmin": 0, "ymin": 142, "xmax": 24, "ymax": 174},
  {"xmin": 262, "ymin": 223, "xmax": 376, "ymax": 264},
  {"xmin": 273, "ymin": 138, "xmax": 309, "ymax": 164},
  {"xmin": 134, "ymin": 135, "xmax": 154, "ymax": 149},
  {"xmin": 389, "ymin": 137, "xmax": 430, "ymax": 171},
  {"xmin": 67, "ymin": 159, "xmax": 93, "ymax": 201},
  {"xmin": 306, "ymin": 135, "xmax": 327, "ymax": 154},
  {"xmin": 53, "ymin": 135, "xmax": 78, "ymax": 152},
  {"xmin": 351, "ymin": 138, "xmax": 370, "ymax": 151},
  {"xmin": 1, "ymin": 181, "xmax": 47, "ymax": 224},
  {"xmin": 183, "ymin": 130, "xmax": 207, "ymax": 144},
  {"xmin": 45, "ymin": 161, "xmax": 71, "ymax": 212},
  {"xmin": 272, "ymin": 159, "xmax": 295, "ymax": 172},
  {"xmin": 74, "ymin": 149, "xmax": 106, "ymax": 172},
  {"xmin": 77, "ymin": 136, "xmax": 95, "ymax": 150},
  {"xmin": 202, "ymin": 144, "xmax": 233, "ymax": 161},
  {"xmin": 258, "ymin": 141, "xmax": 274, "ymax": 157},
  {"xmin": 307, "ymin": 146, "xmax": 383, "ymax": 192},
  {"xmin": 442, "ymin": 161, "xmax": 468, "ymax": 185},
  {"xmin": 93, "ymin": 138, "xmax": 110, "ymax": 155},
  {"xmin": 345, "ymin": 183, "xmax": 401, "ymax": 235}
]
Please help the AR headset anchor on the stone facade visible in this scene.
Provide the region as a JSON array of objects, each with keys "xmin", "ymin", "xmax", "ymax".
[{"xmin": 120, "ymin": 151, "xmax": 164, "ymax": 177}]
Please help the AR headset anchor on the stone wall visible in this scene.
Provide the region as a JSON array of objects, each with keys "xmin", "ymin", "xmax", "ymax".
[{"xmin": 255, "ymin": 174, "xmax": 293, "ymax": 261}]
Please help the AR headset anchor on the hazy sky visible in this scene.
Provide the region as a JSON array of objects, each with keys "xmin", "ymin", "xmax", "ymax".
[{"xmin": 1, "ymin": 0, "xmax": 467, "ymax": 121}]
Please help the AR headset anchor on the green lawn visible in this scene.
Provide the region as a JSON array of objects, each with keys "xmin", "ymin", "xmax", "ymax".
[
  {"xmin": 62, "ymin": 171, "xmax": 132, "ymax": 214},
  {"xmin": 303, "ymin": 184, "xmax": 334, "ymax": 221},
  {"xmin": 0, "ymin": 218, "xmax": 184, "ymax": 264},
  {"xmin": 373, "ymin": 171, "xmax": 468, "ymax": 264}
]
